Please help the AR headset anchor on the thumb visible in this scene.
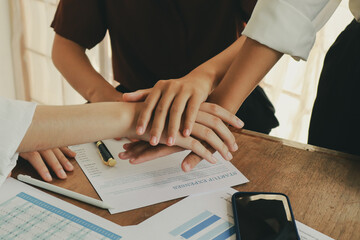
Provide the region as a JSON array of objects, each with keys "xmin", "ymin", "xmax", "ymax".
[{"xmin": 123, "ymin": 89, "xmax": 151, "ymax": 102}]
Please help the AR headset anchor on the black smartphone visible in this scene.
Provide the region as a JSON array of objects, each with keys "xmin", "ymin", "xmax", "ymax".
[{"xmin": 232, "ymin": 192, "xmax": 300, "ymax": 240}]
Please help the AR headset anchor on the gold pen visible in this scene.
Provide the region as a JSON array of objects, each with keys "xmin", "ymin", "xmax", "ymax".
[{"xmin": 95, "ymin": 140, "xmax": 116, "ymax": 167}]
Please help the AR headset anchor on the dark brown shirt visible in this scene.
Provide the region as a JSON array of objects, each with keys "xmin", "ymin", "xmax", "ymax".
[{"xmin": 51, "ymin": 0, "xmax": 256, "ymax": 91}]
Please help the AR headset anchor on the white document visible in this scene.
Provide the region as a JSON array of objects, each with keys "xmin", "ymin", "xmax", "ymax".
[
  {"xmin": 135, "ymin": 188, "xmax": 334, "ymax": 240},
  {"xmin": 0, "ymin": 178, "xmax": 135, "ymax": 239},
  {"xmin": 70, "ymin": 139, "xmax": 248, "ymax": 214}
]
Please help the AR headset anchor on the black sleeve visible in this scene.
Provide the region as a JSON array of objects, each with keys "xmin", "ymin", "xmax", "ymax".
[{"xmin": 51, "ymin": 0, "xmax": 107, "ymax": 49}]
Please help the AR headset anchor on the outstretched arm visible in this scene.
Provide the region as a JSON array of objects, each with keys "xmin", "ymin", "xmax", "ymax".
[
  {"xmin": 17, "ymin": 102, "xmax": 239, "ymax": 168},
  {"xmin": 18, "ymin": 102, "xmax": 135, "ymax": 153}
]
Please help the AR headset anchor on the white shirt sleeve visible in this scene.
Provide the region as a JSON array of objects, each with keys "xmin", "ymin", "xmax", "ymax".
[
  {"xmin": 242, "ymin": 0, "xmax": 341, "ymax": 60},
  {"xmin": 0, "ymin": 97, "xmax": 37, "ymax": 186}
]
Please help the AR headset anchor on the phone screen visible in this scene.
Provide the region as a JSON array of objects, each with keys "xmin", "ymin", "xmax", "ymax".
[{"xmin": 232, "ymin": 192, "xmax": 299, "ymax": 240}]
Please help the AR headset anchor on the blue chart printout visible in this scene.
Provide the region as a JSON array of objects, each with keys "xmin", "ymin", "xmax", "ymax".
[
  {"xmin": 0, "ymin": 178, "xmax": 130, "ymax": 240},
  {"xmin": 0, "ymin": 192, "xmax": 121, "ymax": 240},
  {"xmin": 169, "ymin": 210, "xmax": 236, "ymax": 240},
  {"xmin": 137, "ymin": 189, "xmax": 238, "ymax": 240}
]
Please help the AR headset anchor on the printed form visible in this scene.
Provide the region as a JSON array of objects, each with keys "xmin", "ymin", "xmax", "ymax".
[{"xmin": 70, "ymin": 139, "xmax": 248, "ymax": 214}]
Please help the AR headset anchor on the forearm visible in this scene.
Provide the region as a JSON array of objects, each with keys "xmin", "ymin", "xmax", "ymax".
[
  {"xmin": 52, "ymin": 34, "xmax": 122, "ymax": 103},
  {"xmin": 17, "ymin": 102, "xmax": 138, "ymax": 153},
  {"xmin": 192, "ymin": 36, "xmax": 247, "ymax": 90},
  {"xmin": 208, "ymin": 37, "xmax": 283, "ymax": 113}
]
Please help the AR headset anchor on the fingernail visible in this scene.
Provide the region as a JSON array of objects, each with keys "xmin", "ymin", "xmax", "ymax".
[
  {"xmin": 44, "ymin": 173, "xmax": 52, "ymax": 181},
  {"xmin": 227, "ymin": 152, "xmax": 233, "ymax": 161},
  {"xmin": 66, "ymin": 162, "xmax": 74, "ymax": 171},
  {"xmin": 232, "ymin": 143, "xmax": 238, "ymax": 151},
  {"xmin": 150, "ymin": 136, "xmax": 158, "ymax": 145},
  {"xmin": 237, "ymin": 118, "xmax": 245, "ymax": 128},
  {"xmin": 183, "ymin": 162, "xmax": 191, "ymax": 172},
  {"xmin": 167, "ymin": 137, "xmax": 174, "ymax": 146},
  {"xmin": 118, "ymin": 152, "xmax": 126, "ymax": 158},
  {"xmin": 123, "ymin": 144, "xmax": 129, "ymax": 150},
  {"xmin": 137, "ymin": 126, "xmax": 144, "ymax": 135},
  {"xmin": 212, "ymin": 156, "xmax": 218, "ymax": 164},
  {"xmin": 184, "ymin": 129, "xmax": 190, "ymax": 136},
  {"xmin": 58, "ymin": 169, "xmax": 67, "ymax": 179}
]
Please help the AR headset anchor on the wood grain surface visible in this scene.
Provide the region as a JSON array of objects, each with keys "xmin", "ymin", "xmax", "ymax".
[{"xmin": 11, "ymin": 129, "xmax": 360, "ymax": 240}]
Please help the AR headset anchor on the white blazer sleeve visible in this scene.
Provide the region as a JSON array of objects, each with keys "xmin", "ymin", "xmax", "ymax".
[
  {"xmin": 0, "ymin": 97, "xmax": 37, "ymax": 186},
  {"xmin": 242, "ymin": 0, "xmax": 341, "ymax": 60}
]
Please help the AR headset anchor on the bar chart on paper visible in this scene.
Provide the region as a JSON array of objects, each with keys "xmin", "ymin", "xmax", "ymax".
[
  {"xmin": 0, "ymin": 192, "xmax": 122, "ymax": 240},
  {"xmin": 169, "ymin": 210, "xmax": 236, "ymax": 240}
]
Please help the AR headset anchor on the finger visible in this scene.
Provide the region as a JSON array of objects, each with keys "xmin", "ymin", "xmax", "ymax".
[
  {"xmin": 123, "ymin": 89, "xmax": 151, "ymax": 102},
  {"xmin": 149, "ymin": 90, "xmax": 176, "ymax": 146},
  {"xmin": 130, "ymin": 145, "xmax": 183, "ymax": 164},
  {"xmin": 39, "ymin": 150, "xmax": 67, "ymax": 179},
  {"xmin": 167, "ymin": 92, "xmax": 190, "ymax": 146},
  {"xmin": 177, "ymin": 136, "xmax": 217, "ymax": 165},
  {"xmin": 59, "ymin": 146, "xmax": 77, "ymax": 158},
  {"xmin": 119, "ymin": 141, "xmax": 150, "ymax": 159},
  {"xmin": 20, "ymin": 152, "xmax": 52, "ymax": 182},
  {"xmin": 200, "ymin": 102, "xmax": 245, "ymax": 128},
  {"xmin": 196, "ymin": 111, "xmax": 238, "ymax": 152},
  {"xmin": 183, "ymin": 96, "xmax": 203, "ymax": 137},
  {"xmin": 114, "ymin": 137, "xmax": 122, "ymax": 141},
  {"xmin": 191, "ymin": 124, "xmax": 232, "ymax": 161},
  {"xmin": 182, "ymin": 152, "xmax": 204, "ymax": 172},
  {"xmin": 53, "ymin": 148, "xmax": 74, "ymax": 172},
  {"xmin": 136, "ymin": 90, "xmax": 162, "ymax": 135},
  {"xmin": 122, "ymin": 141, "xmax": 141, "ymax": 151}
]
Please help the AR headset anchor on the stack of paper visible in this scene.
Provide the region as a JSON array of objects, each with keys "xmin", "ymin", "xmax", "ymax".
[
  {"xmin": 0, "ymin": 179, "xmax": 334, "ymax": 240},
  {"xmin": 70, "ymin": 139, "xmax": 248, "ymax": 214}
]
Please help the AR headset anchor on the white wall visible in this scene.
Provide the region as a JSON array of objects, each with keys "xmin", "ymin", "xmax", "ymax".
[{"xmin": 0, "ymin": 0, "xmax": 16, "ymax": 99}]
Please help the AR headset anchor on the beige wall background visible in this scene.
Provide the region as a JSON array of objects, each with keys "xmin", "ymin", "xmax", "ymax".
[{"xmin": 0, "ymin": 0, "xmax": 16, "ymax": 99}]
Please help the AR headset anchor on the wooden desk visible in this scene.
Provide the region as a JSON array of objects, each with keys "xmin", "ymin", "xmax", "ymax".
[{"xmin": 12, "ymin": 129, "xmax": 360, "ymax": 240}]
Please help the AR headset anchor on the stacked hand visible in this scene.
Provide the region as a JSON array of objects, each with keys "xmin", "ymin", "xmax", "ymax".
[
  {"xmin": 122, "ymin": 72, "xmax": 244, "ymax": 172},
  {"xmin": 121, "ymin": 102, "xmax": 243, "ymax": 171},
  {"xmin": 123, "ymin": 70, "xmax": 214, "ymax": 145}
]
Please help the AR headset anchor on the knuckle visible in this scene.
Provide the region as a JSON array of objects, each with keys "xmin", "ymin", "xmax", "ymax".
[
  {"xmin": 190, "ymin": 139, "xmax": 200, "ymax": 148},
  {"xmin": 170, "ymin": 105, "xmax": 181, "ymax": 115},
  {"xmin": 193, "ymin": 88, "xmax": 202, "ymax": 96},
  {"xmin": 156, "ymin": 80, "xmax": 167, "ymax": 87},
  {"xmin": 211, "ymin": 116, "xmax": 221, "ymax": 125},
  {"xmin": 184, "ymin": 119, "xmax": 194, "ymax": 128},
  {"xmin": 143, "ymin": 100, "xmax": 151, "ymax": 108},
  {"xmin": 156, "ymin": 105, "xmax": 165, "ymax": 113},
  {"xmin": 138, "ymin": 116, "xmax": 148, "ymax": 125},
  {"xmin": 59, "ymin": 156, "xmax": 69, "ymax": 163},
  {"xmin": 203, "ymin": 128, "xmax": 213, "ymax": 138},
  {"xmin": 29, "ymin": 152, "xmax": 40, "ymax": 158},
  {"xmin": 150, "ymin": 128, "xmax": 160, "ymax": 137},
  {"xmin": 187, "ymin": 106, "xmax": 198, "ymax": 116},
  {"xmin": 221, "ymin": 144, "xmax": 229, "ymax": 153},
  {"xmin": 209, "ymin": 103, "xmax": 219, "ymax": 113}
]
